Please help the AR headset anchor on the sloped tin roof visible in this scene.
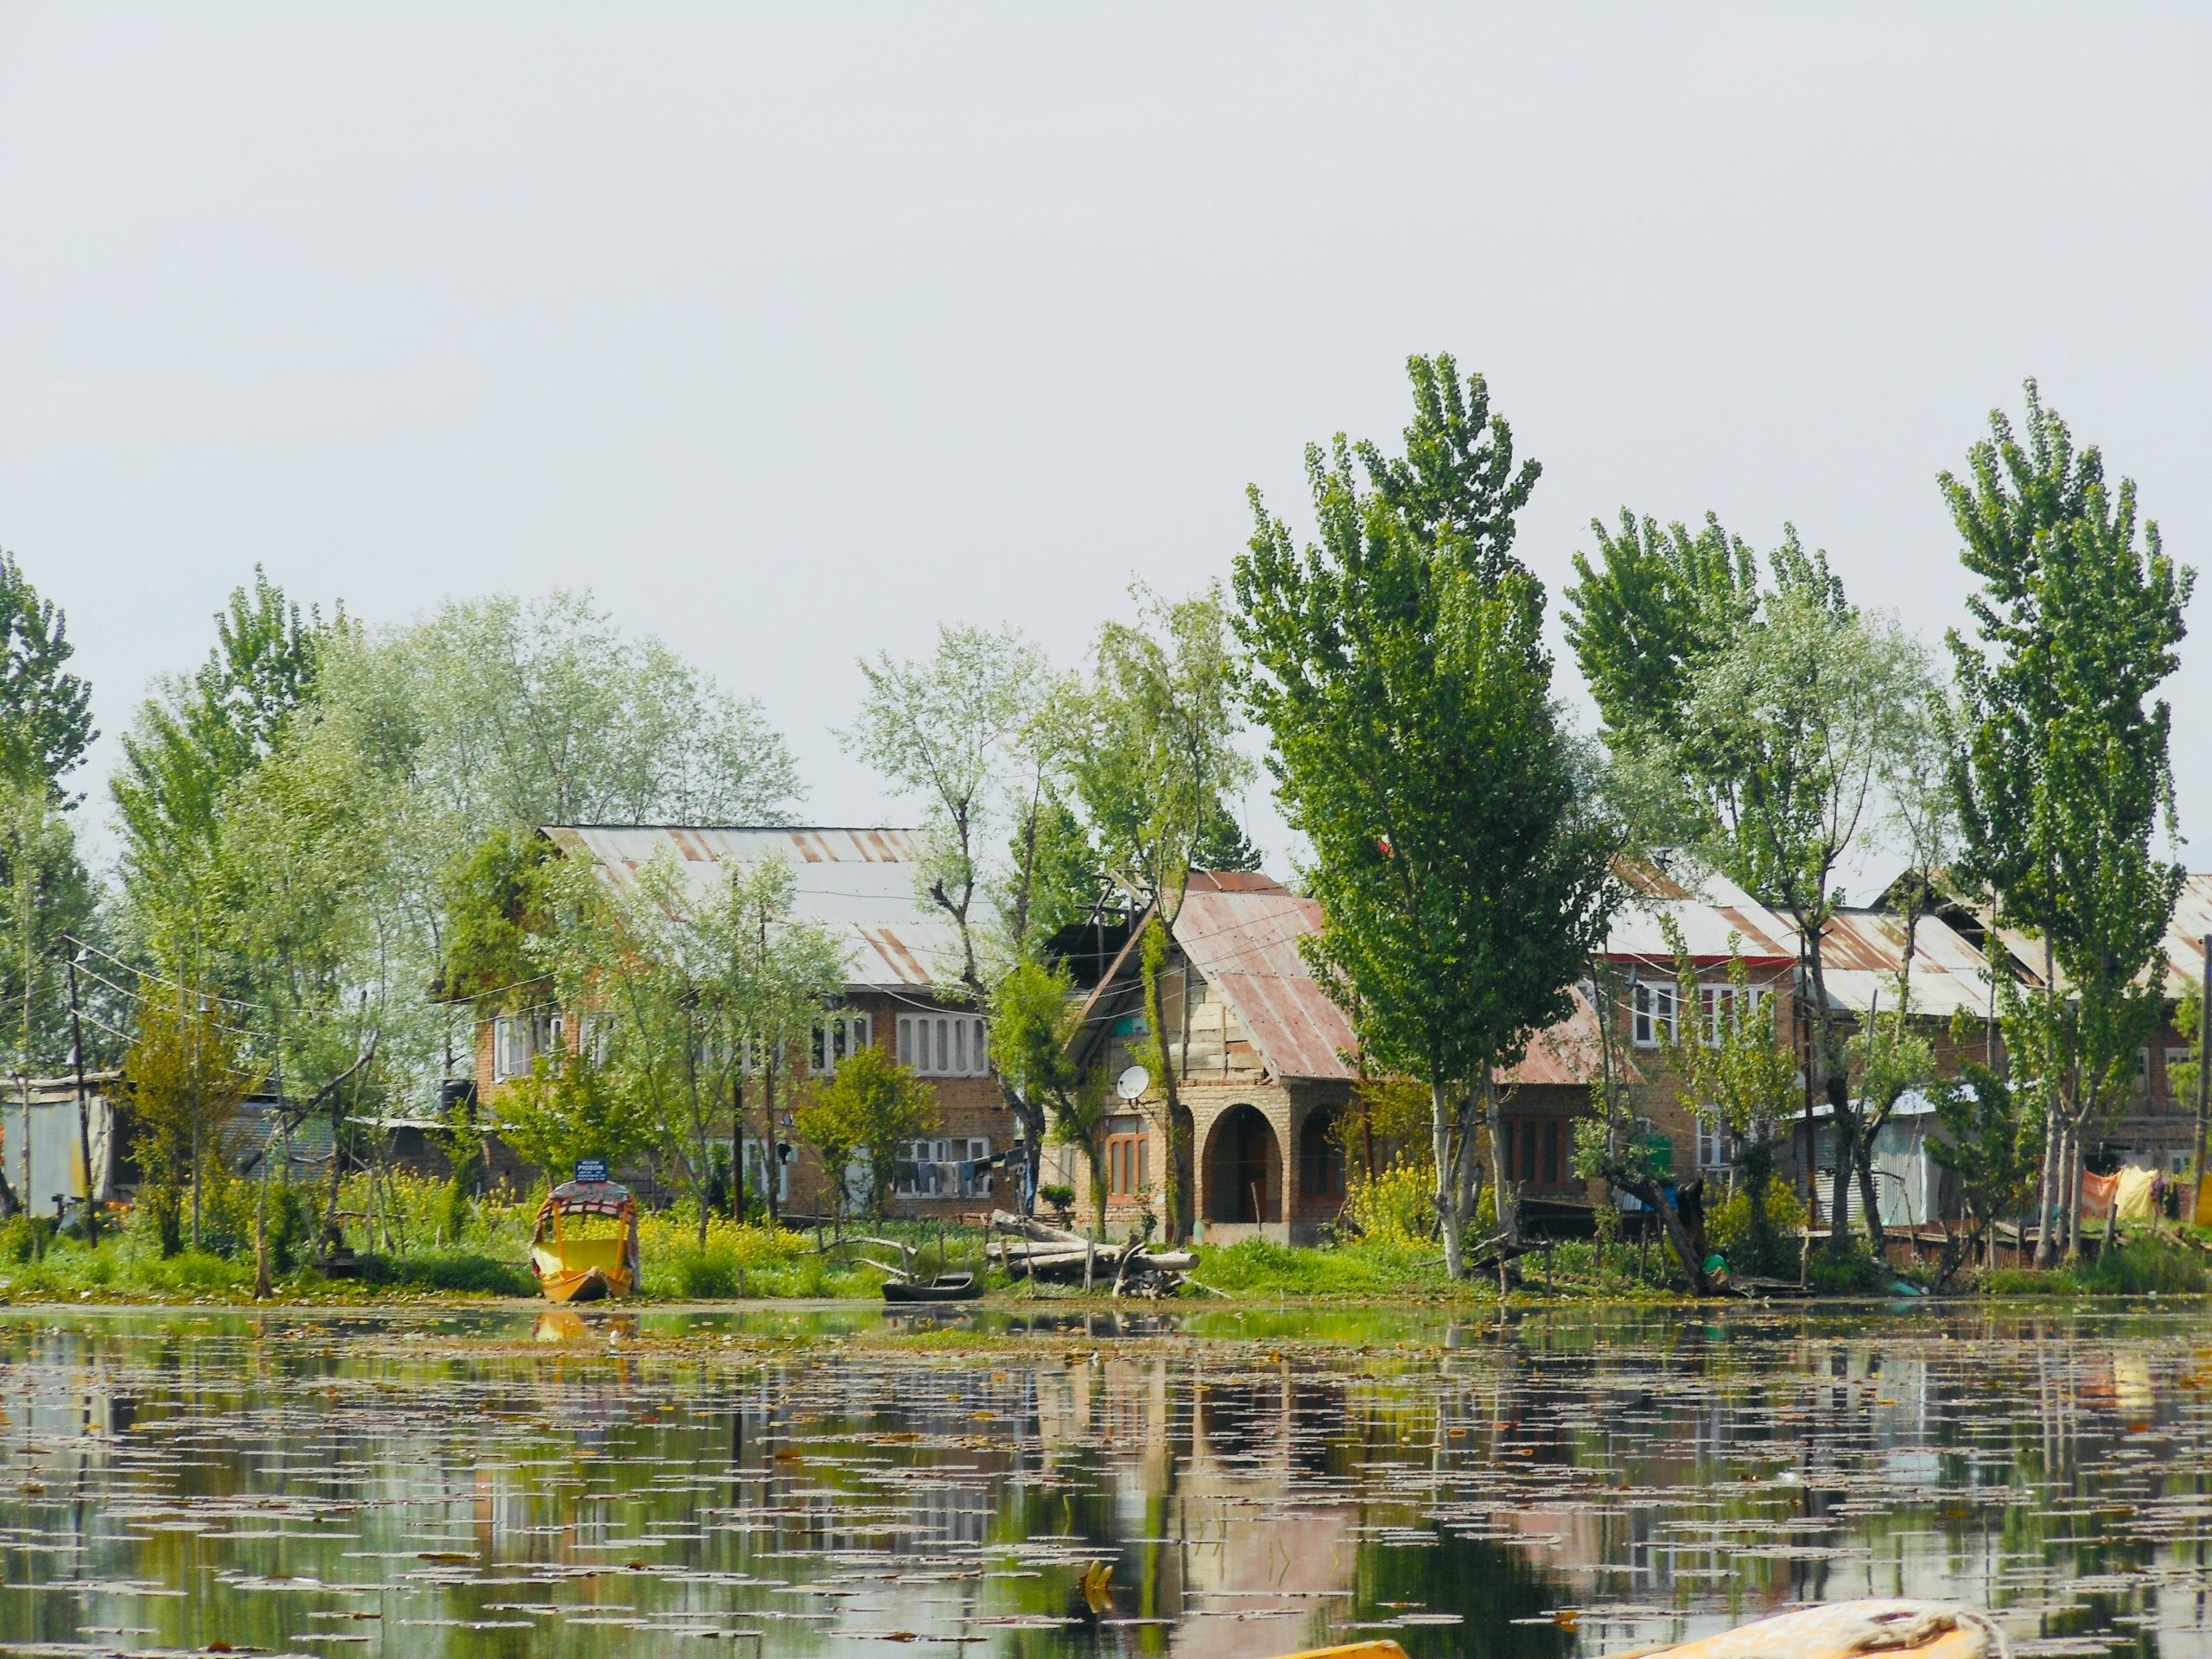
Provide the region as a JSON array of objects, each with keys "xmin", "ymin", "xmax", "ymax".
[
  {"xmin": 542, "ymin": 825, "xmax": 959, "ymax": 990},
  {"xmin": 1168, "ymin": 874, "xmax": 1633, "ymax": 1088},
  {"xmin": 1601, "ymin": 864, "xmax": 1797, "ymax": 967},
  {"xmin": 1958, "ymin": 871, "xmax": 2209, "ymax": 1001},
  {"xmin": 1815, "ymin": 907, "xmax": 2002, "ymax": 1018},
  {"xmin": 1172, "ymin": 876, "xmax": 1357, "ymax": 1082}
]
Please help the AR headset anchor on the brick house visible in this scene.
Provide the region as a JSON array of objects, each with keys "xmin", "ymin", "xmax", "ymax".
[
  {"xmin": 1052, "ymin": 871, "xmax": 1358, "ymax": 1244},
  {"xmin": 1943, "ymin": 871, "xmax": 2212, "ymax": 1179},
  {"xmin": 1589, "ymin": 860, "xmax": 1802, "ymax": 1192},
  {"xmin": 472, "ymin": 825, "xmax": 1014, "ymax": 1216}
]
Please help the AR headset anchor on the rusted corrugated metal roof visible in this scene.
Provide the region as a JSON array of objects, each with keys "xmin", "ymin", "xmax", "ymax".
[
  {"xmin": 1172, "ymin": 879, "xmax": 1358, "ymax": 1082},
  {"xmin": 542, "ymin": 825, "xmax": 959, "ymax": 990},
  {"xmin": 1503, "ymin": 984, "xmax": 1637, "ymax": 1087},
  {"xmin": 1170, "ymin": 875, "xmax": 1641, "ymax": 1089},
  {"xmin": 1600, "ymin": 866, "xmax": 1797, "ymax": 968},
  {"xmin": 2158, "ymin": 874, "xmax": 2212, "ymax": 995},
  {"xmin": 1816, "ymin": 907, "xmax": 2001, "ymax": 1018},
  {"xmin": 1955, "ymin": 872, "xmax": 2209, "ymax": 1001}
]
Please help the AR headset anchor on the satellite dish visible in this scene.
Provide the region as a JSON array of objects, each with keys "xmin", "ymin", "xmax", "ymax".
[{"xmin": 1116, "ymin": 1065, "xmax": 1149, "ymax": 1102}]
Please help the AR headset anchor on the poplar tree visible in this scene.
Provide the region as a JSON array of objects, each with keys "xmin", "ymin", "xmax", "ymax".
[
  {"xmin": 1236, "ymin": 355, "xmax": 1614, "ymax": 1275},
  {"xmin": 1944, "ymin": 382, "xmax": 2193, "ymax": 1262},
  {"xmin": 1068, "ymin": 586, "xmax": 1249, "ymax": 1243}
]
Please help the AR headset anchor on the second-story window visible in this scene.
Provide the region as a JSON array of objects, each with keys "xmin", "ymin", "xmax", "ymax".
[
  {"xmin": 493, "ymin": 1013, "xmax": 563, "ymax": 1082},
  {"xmin": 810, "ymin": 1013, "xmax": 872, "ymax": 1077},
  {"xmin": 899, "ymin": 1013, "xmax": 988, "ymax": 1077},
  {"xmin": 1632, "ymin": 982, "xmax": 1677, "ymax": 1048},
  {"xmin": 580, "ymin": 1014, "xmax": 616, "ymax": 1066},
  {"xmin": 1698, "ymin": 984, "xmax": 1768, "ymax": 1047}
]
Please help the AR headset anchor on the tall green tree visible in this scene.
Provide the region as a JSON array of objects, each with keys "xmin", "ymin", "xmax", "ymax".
[
  {"xmin": 1563, "ymin": 511, "xmax": 1758, "ymax": 752},
  {"xmin": 344, "ymin": 590, "xmax": 802, "ymax": 840},
  {"xmin": 990, "ymin": 957, "xmax": 1108, "ymax": 1227},
  {"xmin": 554, "ymin": 848, "xmax": 843, "ymax": 1243},
  {"xmin": 1681, "ymin": 568, "xmax": 1936, "ymax": 1250},
  {"xmin": 309, "ymin": 590, "xmax": 807, "ymax": 1111},
  {"xmin": 112, "ymin": 569, "xmax": 332, "ymax": 981},
  {"xmin": 1236, "ymin": 354, "xmax": 1615, "ymax": 1274},
  {"xmin": 1573, "ymin": 508, "xmax": 1938, "ymax": 1252},
  {"xmin": 1068, "ymin": 584, "xmax": 1250, "ymax": 1243},
  {"xmin": 842, "ymin": 624, "xmax": 1093, "ymax": 1202},
  {"xmin": 0, "ymin": 553, "xmax": 99, "ymax": 1196},
  {"xmin": 1943, "ymin": 381, "xmax": 2194, "ymax": 1262},
  {"xmin": 0, "ymin": 550, "xmax": 97, "ymax": 803}
]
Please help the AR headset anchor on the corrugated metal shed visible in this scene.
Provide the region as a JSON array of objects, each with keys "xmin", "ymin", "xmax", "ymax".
[
  {"xmin": 1172, "ymin": 875, "xmax": 1357, "ymax": 1082},
  {"xmin": 542, "ymin": 825, "xmax": 962, "ymax": 990}
]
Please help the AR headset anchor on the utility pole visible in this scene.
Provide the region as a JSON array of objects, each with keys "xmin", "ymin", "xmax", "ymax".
[{"xmin": 67, "ymin": 952, "xmax": 96, "ymax": 1248}]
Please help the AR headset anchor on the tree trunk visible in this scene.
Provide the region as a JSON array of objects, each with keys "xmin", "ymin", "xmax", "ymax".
[
  {"xmin": 1611, "ymin": 1166, "xmax": 1708, "ymax": 1294},
  {"xmin": 732, "ymin": 1076, "xmax": 745, "ymax": 1222},
  {"xmin": 1854, "ymin": 1146, "xmax": 1885, "ymax": 1262},
  {"xmin": 2032, "ymin": 1092, "xmax": 2060, "ymax": 1267},
  {"xmin": 1484, "ymin": 1077, "xmax": 1516, "ymax": 1248},
  {"xmin": 1430, "ymin": 1077, "xmax": 1464, "ymax": 1278},
  {"xmin": 696, "ymin": 1121, "xmax": 710, "ymax": 1249},
  {"xmin": 1827, "ymin": 1103, "xmax": 1854, "ymax": 1255},
  {"xmin": 1141, "ymin": 920, "xmax": 1192, "ymax": 1243},
  {"xmin": 2052, "ymin": 1123, "xmax": 2070, "ymax": 1265},
  {"xmin": 995, "ymin": 1077, "xmax": 1046, "ymax": 1218},
  {"xmin": 762, "ymin": 1056, "xmax": 779, "ymax": 1229}
]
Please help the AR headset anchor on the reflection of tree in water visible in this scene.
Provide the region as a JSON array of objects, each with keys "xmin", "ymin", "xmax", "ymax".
[
  {"xmin": 1355, "ymin": 1530, "xmax": 1571, "ymax": 1659},
  {"xmin": 1198, "ymin": 1376, "xmax": 1275, "ymax": 1462}
]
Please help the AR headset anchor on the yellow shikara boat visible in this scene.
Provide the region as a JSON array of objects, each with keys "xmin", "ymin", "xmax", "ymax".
[{"xmin": 530, "ymin": 1178, "xmax": 640, "ymax": 1303}]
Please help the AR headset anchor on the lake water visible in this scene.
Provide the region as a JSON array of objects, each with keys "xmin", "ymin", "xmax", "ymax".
[{"xmin": 3, "ymin": 1300, "xmax": 2209, "ymax": 1658}]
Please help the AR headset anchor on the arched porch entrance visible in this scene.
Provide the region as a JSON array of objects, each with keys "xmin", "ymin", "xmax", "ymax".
[{"xmin": 1203, "ymin": 1104, "xmax": 1281, "ymax": 1224}]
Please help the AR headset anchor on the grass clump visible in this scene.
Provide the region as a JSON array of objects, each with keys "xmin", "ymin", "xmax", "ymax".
[
  {"xmin": 1193, "ymin": 1236, "xmax": 1455, "ymax": 1298},
  {"xmin": 1982, "ymin": 1235, "xmax": 2207, "ymax": 1297}
]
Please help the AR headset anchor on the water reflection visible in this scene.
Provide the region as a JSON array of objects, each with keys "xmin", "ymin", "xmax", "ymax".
[{"xmin": 1, "ymin": 1304, "xmax": 2209, "ymax": 1657}]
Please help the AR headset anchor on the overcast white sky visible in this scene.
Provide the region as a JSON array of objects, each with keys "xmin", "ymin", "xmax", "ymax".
[{"xmin": 3, "ymin": 4, "xmax": 2205, "ymax": 889}]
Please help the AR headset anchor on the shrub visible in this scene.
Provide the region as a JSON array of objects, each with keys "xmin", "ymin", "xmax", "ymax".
[
  {"xmin": 1707, "ymin": 1177, "xmax": 1807, "ymax": 1277},
  {"xmin": 1804, "ymin": 1246, "xmax": 1887, "ymax": 1295},
  {"xmin": 2069, "ymin": 1237, "xmax": 2205, "ymax": 1295},
  {"xmin": 375, "ymin": 1250, "xmax": 535, "ymax": 1296},
  {"xmin": 1340, "ymin": 1160, "xmax": 1436, "ymax": 1245}
]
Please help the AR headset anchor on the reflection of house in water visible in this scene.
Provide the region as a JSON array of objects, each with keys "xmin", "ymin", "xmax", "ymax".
[{"xmin": 1036, "ymin": 1352, "xmax": 1367, "ymax": 1657}]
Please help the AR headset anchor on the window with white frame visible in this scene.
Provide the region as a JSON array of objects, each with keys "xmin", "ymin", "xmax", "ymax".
[
  {"xmin": 1698, "ymin": 983, "xmax": 1768, "ymax": 1048},
  {"xmin": 1631, "ymin": 981, "xmax": 1677, "ymax": 1047},
  {"xmin": 810, "ymin": 1013, "xmax": 873, "ymax": 1077},
  {"xmin": 740, "ymin": 1138, "xmax": 791, "ymax": 1203},
  {"xmin": 899, "ymin": 1013, "xmax": 988, "ymax": 1077},
  {"xmin": 492, "ymin": 1013, "xmax": 563, "ymax": 1082},
  {"xmin": 1695, "ymin": 1119, "xmax": 1732, "ymax": 1172},
  {"xmin": 579, "ymin": 1013, "xmax": 616, "ymax": 1066}
]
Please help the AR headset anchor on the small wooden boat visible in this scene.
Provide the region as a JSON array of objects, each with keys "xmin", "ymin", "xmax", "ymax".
[
  {"xmin": 882, "ymin": 1272, "xmax": 982, "ymax": 1304},
  {"xmin": 530, "ymin": 1178, "xmax": 640, "ymax": 1303}
]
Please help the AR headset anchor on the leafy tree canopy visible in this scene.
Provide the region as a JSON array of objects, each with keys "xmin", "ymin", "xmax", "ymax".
[{"xmin": 0, "ymin": 550, "xmax": 95, "ymax": 803}]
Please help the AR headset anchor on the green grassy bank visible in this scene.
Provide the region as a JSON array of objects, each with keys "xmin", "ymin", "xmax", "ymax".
[{"xmin": 7, "ymin": 1170, "xmax": 2206, "ymax": 1305}]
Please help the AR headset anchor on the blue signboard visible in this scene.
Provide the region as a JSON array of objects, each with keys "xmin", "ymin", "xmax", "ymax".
[{"xmin": 573, "ymin": 1158, "xmax": 609, "ymax": 1184}]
